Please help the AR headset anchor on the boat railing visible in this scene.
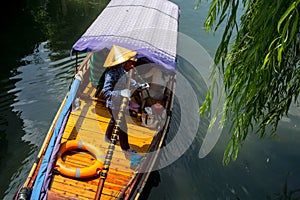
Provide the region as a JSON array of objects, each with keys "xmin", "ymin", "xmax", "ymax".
[
  {"xmin": 76, "ymin": 52, "xmax": 93, "ymax": 74},
  {"xmin": 122, "ymin": 74, "xmax": 176, "ymax": 199}
]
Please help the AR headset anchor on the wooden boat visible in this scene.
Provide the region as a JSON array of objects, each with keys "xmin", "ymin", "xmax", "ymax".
[{"xmin": 15, "ymin": 0, "xmax": 179, "ymax": 199}]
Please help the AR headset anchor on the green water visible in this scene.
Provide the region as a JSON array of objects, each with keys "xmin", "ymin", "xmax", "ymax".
[{"xmin": 0, "ymin": 0, "xmax": 299, "ymax": 199}]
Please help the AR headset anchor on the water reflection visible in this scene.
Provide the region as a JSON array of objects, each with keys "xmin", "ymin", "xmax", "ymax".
[
  {"xmin": 1, "ymin": 0, "xmax": 300, "ymax": 199},
  {"xmin": 1, "ymin": 0, "xmax": 112, "ymax": 198},
  {"xmin": 31, "ymin": 0, "xmax": 110, "ymax": 53},
  {"xmin": 1, "ymin": 1, "xmax": 111, "ymax": 199}
]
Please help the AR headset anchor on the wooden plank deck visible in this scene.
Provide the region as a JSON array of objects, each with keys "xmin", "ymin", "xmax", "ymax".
[{"xmin": 48, "ymin": 82, "xmax": 156, "ymax": 199}]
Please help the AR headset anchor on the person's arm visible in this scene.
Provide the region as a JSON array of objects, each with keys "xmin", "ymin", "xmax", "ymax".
[
  {"xmin": 102, "ymin": 71, "xmax": 120, "ymax": 100},
  {"xmin": 130, "ymin": 78, "xmax": 139, "ymax": 89}
]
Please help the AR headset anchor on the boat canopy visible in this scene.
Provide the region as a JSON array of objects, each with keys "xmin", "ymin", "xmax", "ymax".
[{"xmin": 72, "ymin": 0, "xmax": 179, "ymax": 72}]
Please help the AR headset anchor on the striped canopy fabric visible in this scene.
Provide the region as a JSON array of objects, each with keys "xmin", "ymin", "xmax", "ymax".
[{"xmin": 72, "ymin": 0, "xmax": 179, "ymax": 72}]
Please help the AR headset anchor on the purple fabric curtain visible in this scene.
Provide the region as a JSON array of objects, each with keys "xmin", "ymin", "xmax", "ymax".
[
  {"xmin": 30, "ymin": 76, "xmax": 81, "ymax": 200},
  {"xmin": 40, "ymin": 109, "xmax": 70, "ymax": 200}
]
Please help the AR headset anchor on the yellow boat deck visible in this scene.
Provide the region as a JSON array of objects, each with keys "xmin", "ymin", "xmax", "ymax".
[{"xmin": 48, "ymin": 82, "xmax": 156, "ymax": 199}]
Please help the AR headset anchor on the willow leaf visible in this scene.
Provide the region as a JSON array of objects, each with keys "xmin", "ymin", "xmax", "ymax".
[
  {"xmin": 223, "ymin": 138, "xmax": 234, "ymax": 165},
  {"xmin": 200, "ymin": 0, "xmax": 300, "ymax": 165},
  {"xmin": 277, "ymin": 1, "xmax": 299, "ymax": 32}
]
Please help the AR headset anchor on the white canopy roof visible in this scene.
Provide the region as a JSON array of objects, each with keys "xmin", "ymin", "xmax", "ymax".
[{"xmin": 72, "ymin": 0, "xmax": 179, "ymax": 71}]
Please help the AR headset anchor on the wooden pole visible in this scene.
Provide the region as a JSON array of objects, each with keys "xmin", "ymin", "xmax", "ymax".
[{"xmin": 95, "ymin": 69, "xmax": 133, "ymax": 199}]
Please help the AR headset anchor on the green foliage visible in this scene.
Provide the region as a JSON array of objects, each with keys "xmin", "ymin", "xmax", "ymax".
[{"xmin": 200, "ymin": 0, "xmax": 300, "ymax": 165}]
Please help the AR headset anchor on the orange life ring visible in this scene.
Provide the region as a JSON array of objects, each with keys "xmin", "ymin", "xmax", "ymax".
[{"xmin": 55, "ymin": 140, "xmax": 104, "ymax": 179}]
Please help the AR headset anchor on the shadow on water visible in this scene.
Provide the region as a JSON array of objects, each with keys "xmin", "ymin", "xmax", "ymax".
[
  {"xmin": 266, "ymin": 173, "xmax": 300, "ymax": 200},
  {"xmin": 138, "ymin": 171, "xmax": 161, "ymax": 200},
  {"xmin": 0, "ymin": 95, "xmax": 32, "ymax": 200},
  {"xmin": 233, "ymin": 171, "xmax": 300, "ymax": 200}
]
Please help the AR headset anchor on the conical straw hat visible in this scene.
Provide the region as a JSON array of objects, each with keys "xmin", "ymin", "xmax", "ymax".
[{"xmin": 103, "ymin": 45, "xmax": 137, "ymax": 67}]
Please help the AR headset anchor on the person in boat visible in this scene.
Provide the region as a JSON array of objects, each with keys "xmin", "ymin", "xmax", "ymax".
[
  {"xmin": 102, "ymin": 45, "xmax": 149, "ymax": 153},
  {"xmin": 141, "ymin": 64, "xmax": 169, "ymax": 104}
]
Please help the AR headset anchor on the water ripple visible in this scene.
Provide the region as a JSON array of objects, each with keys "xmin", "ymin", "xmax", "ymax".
[{"xmin": 2, "ymin": 41, "xmax": 78, "ymax": 200}]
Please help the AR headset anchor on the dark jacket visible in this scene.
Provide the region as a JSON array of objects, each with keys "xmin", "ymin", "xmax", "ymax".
[{"xmin": 102, "ymin": 66, "xmax": 138, "ymax": 110}]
